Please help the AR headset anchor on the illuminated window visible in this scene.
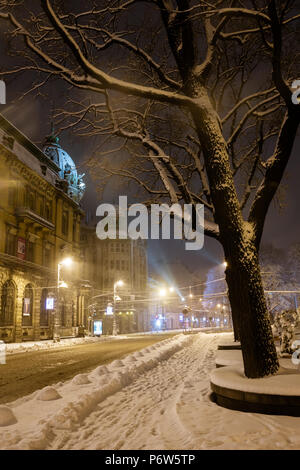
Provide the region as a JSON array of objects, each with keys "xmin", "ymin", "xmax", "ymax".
[
  {"xmin": 40, "ymin": 289, "xmax": 49, "ymax": 326},
  {"xmin": 22, "ymin": 284, "xmax": 33, "ymax": 326}
]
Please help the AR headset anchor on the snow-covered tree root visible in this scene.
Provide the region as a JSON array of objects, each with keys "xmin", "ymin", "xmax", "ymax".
[{"xmin": 0, "ymin": 334, "xmax": 193, "ymax": 450}]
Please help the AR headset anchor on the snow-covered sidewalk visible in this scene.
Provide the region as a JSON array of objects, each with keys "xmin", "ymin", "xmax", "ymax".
[
  {"xmin": 1, "ymin": 331, "xmax": 300, "ymax": 450},
  {"xmin": 3, "ymin": 328, "xmax": 211, "ymax": 355},
  {"xmin": 3, "ymin": 335, "xmax": 137, "ymax": 356}
]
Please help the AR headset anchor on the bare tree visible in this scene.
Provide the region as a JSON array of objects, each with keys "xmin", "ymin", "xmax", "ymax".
[{"xmin": 0, "ymin": 0, "xmax": 299, "ymax": 377}]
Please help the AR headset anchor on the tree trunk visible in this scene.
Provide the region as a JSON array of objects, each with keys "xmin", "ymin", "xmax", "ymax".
[
  {"xmin": 223, "ymin": 235, "xmax": 279, "ymax": 378},
  {"xmin": 188, "ymin": 86, "xmax": 279, "ymax": 378},
  {"xmin": 230, "ymin": 301, "xmax": 240, "ymax": 342}
]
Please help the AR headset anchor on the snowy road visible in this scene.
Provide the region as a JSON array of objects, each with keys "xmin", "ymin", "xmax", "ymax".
[{"xmin": 1, "ymin": 332, "xmax": 300, "ymax": 450}]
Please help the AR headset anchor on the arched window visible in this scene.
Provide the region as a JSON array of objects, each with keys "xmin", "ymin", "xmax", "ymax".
[
  {"xmin": 22, "ymin": 284, "xmax": 33, "ymax": 326},
  {"xmin": 0, "ymin": 280, "xmax": 15, "ymax": 326},
  {"xmin": 40, "ymin": 288, "xmax": 51, "ymax": 326}
]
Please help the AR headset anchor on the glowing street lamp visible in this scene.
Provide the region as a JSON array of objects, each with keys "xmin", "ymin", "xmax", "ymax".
[
  {"xmin": 59, "ymin": 281, "xmax": 68, "ymax": 288},
  {"xmin": 61, "ymin": 257, "xmax": 73, "ymax": 268},
  {"xmin": 159, "ymin": 288, "xmax": 167, "ymax": 297}
]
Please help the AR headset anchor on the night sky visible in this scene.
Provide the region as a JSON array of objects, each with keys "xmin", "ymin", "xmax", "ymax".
[{"xmin": 0, "ymin": 20, "xmax": 299, "ymax": 284}]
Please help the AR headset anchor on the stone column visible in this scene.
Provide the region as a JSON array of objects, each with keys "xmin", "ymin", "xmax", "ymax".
[{"xmin": 14, "ymin": 280, "xmax": 24, "ymax": 343}]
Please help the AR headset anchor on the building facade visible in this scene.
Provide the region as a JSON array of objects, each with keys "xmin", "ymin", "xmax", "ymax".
[
  {"xmin": 0, "ymin": 115, "xmax": 87, "ymax": 342},
  {"xmin": 80, "ymin": 225, "xmax": 149, "ymax": 334}
]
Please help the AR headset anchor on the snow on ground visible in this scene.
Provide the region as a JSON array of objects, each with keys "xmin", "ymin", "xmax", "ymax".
[
  {"xmin": 4, "ymin": 336, "xmax": 118, "ymax": 355},
  {"xmin": 1, "ymin": 331, "xmax": 300, "ymax": 450},
  {"xmin": 215, "ymin": 349, "xmax": 243, "ymax": 367},
  {"xmin": 215, "ymin": 349, "xmax": 299, "ymax": 372},
  {"xmin": 3, "ymin": 327, "xmax": 213, "ymax": 355},
  {"xmin": 211, "ymin": 365, "xmax": 300, "ymax": 395}
]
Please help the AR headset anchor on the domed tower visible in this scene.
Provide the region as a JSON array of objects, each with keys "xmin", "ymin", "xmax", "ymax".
[{"xmin": 43, "ymin": 127, "xmax": 85, "ymax": 203}]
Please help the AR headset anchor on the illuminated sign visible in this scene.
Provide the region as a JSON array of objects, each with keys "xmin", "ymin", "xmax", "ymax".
[
  {"xmin": 46, "ymin": 297, "xmax": 54, "ymax": 310},
  {"xmin": 93, "ymin": 320, "xmax": 103, "ymax": 336},
  {"xmin": 23, "ymin": 298, "xmax": 30, "ymax": 316},
  {"xmin": 106, "ymin": 305, "xmax": 113, "ymax": 316},
  {"xmin": 17, "ymin": 237, "xmax": 26, "ymax": 260}
]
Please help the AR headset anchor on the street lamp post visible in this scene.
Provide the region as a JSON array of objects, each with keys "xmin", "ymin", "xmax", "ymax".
[
  {"xmin": 53, "ymin": 257, "xmax": 72, "ymax": 342},
  {"xmin": 113, "ymin": 280, "xmax": 123, "ymax": 336}
]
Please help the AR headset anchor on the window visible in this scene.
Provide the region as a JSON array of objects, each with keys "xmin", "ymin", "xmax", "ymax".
[
  {"xmin": 110, "ymin": 260, "xmax": 114, "ymax": 269},
  {"xmin": 40, "ymin": 289, "xmax": 49, "ymax": 326},
  {"xmin": 38, "ymin": 197, "xmax": 45, "ymax": 217},
  {"xmin": 0, "ymin": 280, "xmax": 15, "ymax": 326},
  {"xmin": 22, "ymin": 284, "xmax": 33, "ymax": 327},
  {"xmin": 45, "ymin": 204, "xmax": 51, "ymax": 221},
  {"xmin": 5, "ymin": 232, "xmax": 16, "ymax": 256},
  {"xmin": 62, "ymin": 211, "xmax": 69, "ymax": 236},
  {"xmin": 27, "ymin": 191, "xmax": 35, "ymax": 211},
  {"xmin": 43, "ymin": 246, "xmax": 52, "ymax": 268},
  {"xmin": 26, "ymin": 241, "xmax": 34, "ymax": 263},
  {"xmin": 116, "ymin": 260, "xmax": 120, "ymax": 270},
  {"xmin": 121, "ymin": 260, "xmax": 125, "ymax": 271},
  {"xmin": 8, "ymin": 186, "xmax": 15, "ymax": 206},
  {"xmin": 73, "ymin": 219, "xmax": 77, "ymax": 241}
]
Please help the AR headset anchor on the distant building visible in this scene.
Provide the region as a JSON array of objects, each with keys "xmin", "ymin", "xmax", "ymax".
[
  {"xmin": 80, "ymin": 225, "xmax": 149, "ymax": 334},
  {"xmin": 0, "ymin": 115, "xmax": 87, "ymax": 342}
]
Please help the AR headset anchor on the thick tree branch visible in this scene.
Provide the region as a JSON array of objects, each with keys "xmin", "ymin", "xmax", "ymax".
[{"xmin": 249, "ymin": 110, "xmax": 300, "ymax": 247}]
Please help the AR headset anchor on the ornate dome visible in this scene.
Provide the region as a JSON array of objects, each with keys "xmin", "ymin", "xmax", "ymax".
[{"xmin": 43, "ymin": 131, "xmax": 85, "ymax": 203}]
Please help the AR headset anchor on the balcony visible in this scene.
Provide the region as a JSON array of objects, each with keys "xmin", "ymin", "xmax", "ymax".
[{"xmin": 15, "ymin": 207, "xmax": 54, "ymax": 231}]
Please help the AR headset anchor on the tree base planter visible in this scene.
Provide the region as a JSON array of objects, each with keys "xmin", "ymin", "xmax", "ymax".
[
  {"xmin": 217, "ymin": 342, "xmax": 241, "ymax": 350},
  {"xmin": 211, "ymin": 366, "xmax": 300, "ymax": 417},
  {"xmin": 215, "ymin": 350, "xmax": 243, "ymax": 368}
]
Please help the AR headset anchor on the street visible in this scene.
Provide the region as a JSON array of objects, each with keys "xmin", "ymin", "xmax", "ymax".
[
  {"xmin": 1, "ymin": 331, "xmax": 299, "ymax": 450},
  {"xmin": 0, "ymin": 334, "xmax": 178, "ymax": 404}
]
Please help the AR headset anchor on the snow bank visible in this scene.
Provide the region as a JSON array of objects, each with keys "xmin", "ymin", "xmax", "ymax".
[
  {"xmin": 0, "ymin": 407, "xmax": 17, "ymax": 427},
  {"xmin": 211, "ymin": 365, "xmax": 300, "ymax": 395},
  {"xmin": 5, "ymin": 335, "xmax": 125, "ymax": 355},
  {"xmin": 0, "ymin": 333, "xmax": 193, "ymax": 450},
  {"xmin": 37, "ymin": 387, "xmax": 62, "ymax": 401}
]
